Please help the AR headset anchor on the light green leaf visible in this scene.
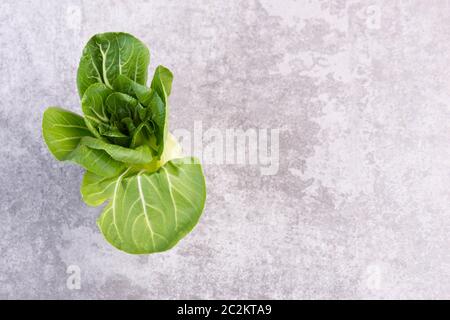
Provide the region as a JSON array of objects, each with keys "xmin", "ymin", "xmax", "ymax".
[
  {"xmin": 42, "ymin": 107, "xmax": 125, "ymax": 177},
  {"xmin": 77, "ymin": 32, "xmax": 150, "ymax": 98},
  {"xmin": 79, "ymin": 136, "xmax": 153, "ymax": 164},
  {"xmin": 97, "ymin": 157, "xmax": 206, "ymax": 254},
  {"xmin": 69, "ymin": 144, "xmax": 125, "ymax": 177},
  {"xmin": 159, "ymin": 132, "xmax": 183, "ymax": 165},
  {"xmin": 42, "ymin": 107, "xmax": 93, "ymax": 160},
  {"xmin": 81, "ymin": 132, "xmax": 183, "ymax": 207},
  {"xmin": 81, "ymin": 171, "xmax": 120, "ymax": 206}
]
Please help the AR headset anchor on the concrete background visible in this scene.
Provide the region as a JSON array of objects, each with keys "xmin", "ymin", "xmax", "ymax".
[{"xmin": 1, "ymin": 0, "xmax": 450, "ymax": 299}]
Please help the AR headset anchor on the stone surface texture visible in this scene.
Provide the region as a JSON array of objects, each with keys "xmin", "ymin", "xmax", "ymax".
[{"xmin": 0, "ymin": 0, "xmax": 449, "ymax": 299}]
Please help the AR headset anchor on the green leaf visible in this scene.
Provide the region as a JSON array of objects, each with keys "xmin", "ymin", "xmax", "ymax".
[
  {"xmin": 42, "ymin": 107, "xmax": 93, "ymax": 160},
  {"xmin": 130, "ymin": 122, "xmax": 153, "ymax": 148},
  {"xmin": 113, "ymin": 74, "xmax": 153, "ymax": 106},
  {"xmin": 42, "ymin": 107, "xmax": 126, "ymax": 177},
  {"xmin": 151, "ymin": 65, "xmax": 173, "ymax": 99},
  {"xmin": 112, "ymin": 71, "xmax": 170, "ymax": 157},
  {"xmin": 97, "ymin": 157, "xmax": 206, "ymax": 254},
  {"xmin": 77, "ymin": 32, "xmax": 150, "ymax": 98},
  {"xmin": 81, "ymin": 83, "xmax": 113, "ymax": 137},
  {"xmin": 148, "ymin": 91, "xmax": 166, "ymax": 156},
  {"xmin": 105, "ymin": 92, "xmax": 138, "ymax": 120},
  {"xmin": 69, "ymin": 144, "xmax": 125, "ymax": 177},
  {"xmin": 81, "ymin": 171, "xmax": 121, "ymax": 206},
  {"xmin": 159, "ymin": 132, "xmax": 183, "ymax": 165},
  {"xmin": 121, "ymin": 117, "xmax": 136, "ymax": 133},
  {"xmin": 79, "ymin": 136, "xmax": 152, "ymax": 164},
  {"xmin": 81, "ymin": 132, "xmax": 183, "ymax": 207},
  {"xmin": 149, "ymin": 66, "xmax": 173, "ymax": 157},
  {"xmin": 98, "ymin": 123, "xmax": 128, "ymax": 138}
]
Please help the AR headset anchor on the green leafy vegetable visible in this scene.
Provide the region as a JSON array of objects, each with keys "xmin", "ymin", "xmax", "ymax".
[{"xmin": 42, "ymin": 32, "xmax": 206, "ymax": 254}]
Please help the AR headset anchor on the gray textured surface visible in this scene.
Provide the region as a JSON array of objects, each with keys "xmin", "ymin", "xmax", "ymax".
[{"xmin": 1, "ymin": 0, "xmax": 450, "ymax": 299}]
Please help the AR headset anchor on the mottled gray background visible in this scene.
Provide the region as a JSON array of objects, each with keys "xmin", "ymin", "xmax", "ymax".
[{"xmin": 1, "ymin": 0, "xmax": 449, "ymax": 299}]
